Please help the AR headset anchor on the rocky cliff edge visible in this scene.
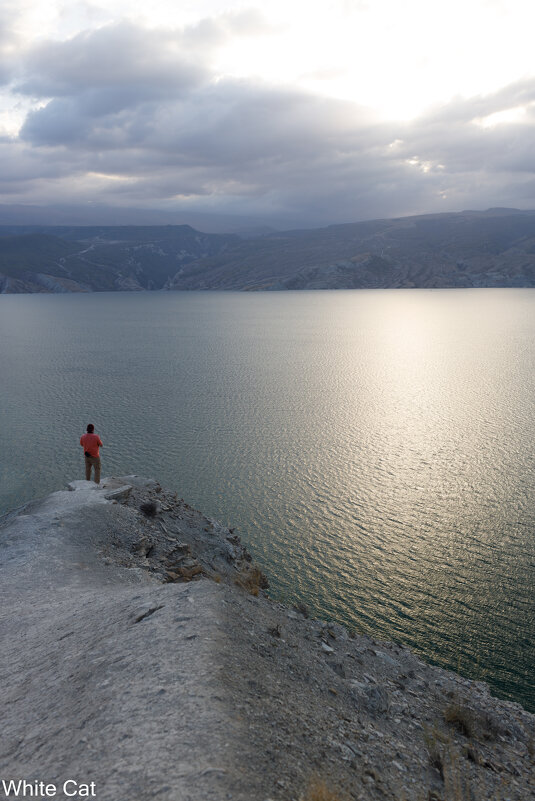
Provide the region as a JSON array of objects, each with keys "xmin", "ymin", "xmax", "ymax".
[{"xmin": 0, "ymin": 478, "xmax": 533, "ymax": 801}]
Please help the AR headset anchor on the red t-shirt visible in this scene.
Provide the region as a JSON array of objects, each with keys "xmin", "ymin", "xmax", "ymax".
[{"xmin": 80, "ymin": 432, "xmax": 103, "ymax": 458}]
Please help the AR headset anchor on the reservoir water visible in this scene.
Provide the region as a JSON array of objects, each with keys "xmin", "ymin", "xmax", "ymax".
[{"xmin": 1, "ymin": 289, "xmax": 534, "ymax": 712}]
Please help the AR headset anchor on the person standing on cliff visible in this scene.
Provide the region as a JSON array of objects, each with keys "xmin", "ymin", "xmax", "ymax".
[{"xmin": 80, "ymin": 424, "xmax": 103, "ymax": 484}]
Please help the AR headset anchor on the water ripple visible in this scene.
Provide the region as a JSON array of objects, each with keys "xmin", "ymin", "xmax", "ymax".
[{"xmin": 0, "ymin": 289, "xmax": 534, "ymax": 711}]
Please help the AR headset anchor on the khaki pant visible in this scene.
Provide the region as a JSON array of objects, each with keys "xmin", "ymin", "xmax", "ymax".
[{"xmin": 85, "ymin": 455, "xmax": 101, "ymax": 484}]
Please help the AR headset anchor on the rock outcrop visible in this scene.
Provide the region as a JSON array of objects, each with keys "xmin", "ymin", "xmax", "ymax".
[{"xmin": 0, "ymin": 479, "xmax": 533, "ymax": 801}]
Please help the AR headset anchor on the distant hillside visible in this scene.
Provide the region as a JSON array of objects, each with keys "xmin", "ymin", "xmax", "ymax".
[
  {"xmin": 0, "ymin": 226, "xmax": 238, "ymax": 293},
  {"xmin": 1, "ymin": 209, "xmax": 535, "ymax": 292},
  {"xmin": 164, "ymin": 208, "xmax": 535, "ymax": 290}
]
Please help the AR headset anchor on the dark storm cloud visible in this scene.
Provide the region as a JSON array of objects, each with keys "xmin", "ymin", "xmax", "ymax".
[
  {"xmin": 16, "ymin": 22, "xmax": 208, "ymax": 101},
  {"xmin": 5, "ymin": 17, "xmax": 535, "ymax": 224},
  {"xmin": 15, "ymin": 11, "xmax": 273, "ymax": 99},
  {"xmin": 398, "ymin": 81, "xmax": 535, "ymax": 176},
  {"xmin": 138, "ymin": 82, "xmax": 379, "ymax": 165}
]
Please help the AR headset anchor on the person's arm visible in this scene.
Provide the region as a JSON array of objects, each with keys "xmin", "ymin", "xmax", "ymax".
[
  {"xmin": 80, "ymin": 437, "xmax": 84, "ymax": 447},
  {"xmin": 98, "ymin": 437, "xmax": 103, "ymax": 447}
]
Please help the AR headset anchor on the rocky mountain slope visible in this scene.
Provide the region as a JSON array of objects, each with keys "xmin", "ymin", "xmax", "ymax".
[
  {"xmin": 1, "ymin": 478, "xmax": 533, "ymax": 801},
  {"xmin": 0, "ymin": 226, "xmax": 238, "ymax": 293},
  {"xmin": 1, "ymin": 209, "xmax": 535, "ymax": 292},
  {"xmin": 165, "ymin": 208, "xmax": 535, "ymax": 290}
]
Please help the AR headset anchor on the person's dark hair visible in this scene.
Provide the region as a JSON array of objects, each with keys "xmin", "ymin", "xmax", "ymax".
[{"xmin": 87, "ymin": 424, "xmax": 95, "ymax": 433}]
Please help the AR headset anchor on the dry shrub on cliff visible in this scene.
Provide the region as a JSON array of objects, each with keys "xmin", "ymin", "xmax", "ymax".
[
  {"xmin": 444, "ymin": 699, "xmax": 478, "ymax": 739},
  {"xmin": 424, "ymin": 723, "xmax": 448, "ymax": 780},
  {"xmin": 234, "ymin": 565, "xmax": 268, "ymax": 596},
  {"xmin": 139, "ymin": 500, "xmax": 160, "ymax": 517},
  {"xmin": 444, "ymin": 694, "xmax": 505, "ymax": 743},
  {"xmin": 300, "ymin": 777, "xmax": 346, "ymax": 801},
  {"xmin": 442, "ymin": 747, "xmax": 472, "ymax": 801}
]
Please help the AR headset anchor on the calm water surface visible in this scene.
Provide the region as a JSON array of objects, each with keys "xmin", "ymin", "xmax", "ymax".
[{"xmin": 1, "ymin": 289, "xmax": 534, "ymax": 711}]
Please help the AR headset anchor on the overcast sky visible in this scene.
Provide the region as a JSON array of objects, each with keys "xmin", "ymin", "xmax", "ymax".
[{"xmin": 1, "ymin": 0, "xmax": 535, "ymax": 227}]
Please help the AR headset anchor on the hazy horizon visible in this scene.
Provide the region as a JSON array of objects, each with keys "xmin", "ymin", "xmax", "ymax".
[{"xmin": 1, "ymin": 202, "xmax": 534, "ymax": 235}]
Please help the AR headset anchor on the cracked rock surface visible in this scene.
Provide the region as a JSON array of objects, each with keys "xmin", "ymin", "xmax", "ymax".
[{"xmin": 0, "ymin": 478, "xmax": 534, "ymax": 801}]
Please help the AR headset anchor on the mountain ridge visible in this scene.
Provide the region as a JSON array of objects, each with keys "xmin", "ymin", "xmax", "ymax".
[{"xmin": 1, "ymin": 208, "xmax": 535, "ymax": 293}]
